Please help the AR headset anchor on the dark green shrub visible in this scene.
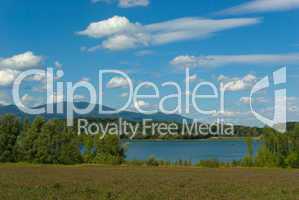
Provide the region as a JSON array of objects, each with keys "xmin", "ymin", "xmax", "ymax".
[
  {"xmin": 146, "ymin": 155, "xmax": 159, "ymax": 166},
  {"xmin": 196, "ymin": 159, "xmax": 221, "ymax": 168}
]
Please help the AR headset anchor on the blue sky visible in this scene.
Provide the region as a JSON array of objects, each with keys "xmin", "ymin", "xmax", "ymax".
[{"xmin": 0, "ymin": 0, "xmax": 299, "ymax": 126}]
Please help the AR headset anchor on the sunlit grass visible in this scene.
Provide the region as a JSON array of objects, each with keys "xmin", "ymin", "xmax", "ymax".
[{"xmin": 0, "ymin": 164, "xmax": 299, "ymax": 200}]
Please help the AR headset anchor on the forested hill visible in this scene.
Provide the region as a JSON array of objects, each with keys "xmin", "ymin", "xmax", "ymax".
[
  {"xmin": 0, "ymin": 102, "xmax": 191, "ymax": 123},
  {"xmin": 0, "ymin": 102, "xmax": 298, "ymax": 138}
]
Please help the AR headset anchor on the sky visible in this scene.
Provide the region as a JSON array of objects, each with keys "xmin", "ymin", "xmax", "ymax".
[{"xmin": 0, "ymin": 0, "xmax": 299, "ymax": 126}]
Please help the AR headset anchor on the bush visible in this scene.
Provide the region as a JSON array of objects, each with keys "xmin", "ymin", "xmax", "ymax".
[
  {"xmin": 126, "ymin": 160, "xmax": 145, "ymax": 166},
  {"xmin": 93, "ymin": 153, "xmax": 123, "ymax": 165},
  {"xmin": 196, "ymin": 159, "xmax": 221, "ymax": 168},
  {"xmin": 255, "ymin": 146, "xmax": 278, "ymax": 167},
  {"xmin": 94, "ymin": 135, "xmax": 125, "ymax": 165},
  {"xmin": 285, "ymin": 152, "xmax": 299, "ymax": 168},
  {"xmin": 146, "ymin": 156, "xmax": 159, "ymax": 166},
  {"xmin": 241, "ymin": 156, "xmax": 254, "ymax": 167}
]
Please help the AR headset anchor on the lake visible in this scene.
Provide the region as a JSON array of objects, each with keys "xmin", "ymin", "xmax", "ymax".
[{"xmin": 125, "ymin": 139, "xmax": 261, "ymax": 164}]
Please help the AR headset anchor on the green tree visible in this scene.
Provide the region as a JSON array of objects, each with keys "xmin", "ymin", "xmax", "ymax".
[
  {"xmin": 241, "ymin": 137, "xmax": 254, "ymax": 167},
  {"xmin": 35, "ymin": 120, "xmax": 82, "ymax": 164},
  {"xmin": 19, "ymin": 117, "xmax": 45, "ymax": 162},
  {"xmin": 0, "ymin": 115, "xmax": 20, "ymax": 162},
  {"xmin": 81, "ymin": 135, "xmax": 96, "ymax": 163},
  {"xmin": 93, "ymin": 134, "xmax": 125, "ymax": 164}
]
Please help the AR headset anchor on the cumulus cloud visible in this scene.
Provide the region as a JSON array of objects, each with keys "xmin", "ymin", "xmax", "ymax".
[
  {"xmin": 77, "ymin": 16, "xmax": 136, "ymax": 38},
  {"xmin": 78, "ymin": 16, "xmax": 261, "ymax": 51},
  {"xmin": 0, "ymin": 51, "xmax": 43, "ymax": 86},
  {"xmin": 107, "ymin": 76, "xmax": 129, "ymax": 88},
  {"xmin": 217, "ymin": 0, "xmax": 299, "ymax": 15},
  {"xmin": 0, "ymin": 51, "xmax": 42, "ymax": 70},
  {"xmin": 171, "ymin": 53, "xmax": 299, "ymax": 68},
  {"xmin": 218, "ymin": 74, "xmax": 257, "ymax": 91},
  {"xmin": 0, "ymin": 69, "xmax": 20, "ymax": 86}
]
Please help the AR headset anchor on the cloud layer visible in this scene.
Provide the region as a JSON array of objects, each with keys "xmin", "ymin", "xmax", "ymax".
[
  {"xmin": 171, "ymin": 53, "xmax": 299, "ymax": 68},
  {"xmin": 217, "ymin": 0, "xmax": 299, "ymax": 15},
  {"xmin": 78, "ymin": 16, "xmax": 261, "ymax": 51},
  {"xmin": 92, "ymin": 0, "xmax": 149, "ymax": 8},
  {"xmin": 218, "ymin": 74, "xmax": 257, "ymax": 91}
]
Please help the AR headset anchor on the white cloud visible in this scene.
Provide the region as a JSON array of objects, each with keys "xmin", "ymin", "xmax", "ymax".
[
  {"xmin": 107, "ymin": 76, "xmax": 129, "ymax": 88},
  {"xmin": 78, "ymin": 16, "xmax": 261, "ymax": 51},
  {"xmin": 0, "ymin": 69, "xmax": 19, "ymax": 86},
  {"xmin": 74, "ymin": 94, "xmax": 87, "ymax": 101},
  {"xmin": 172, "ymin": 56, "xmax": 198, "ymax": 67},
  {"xmin": 50, "ymin": 92, "xmax": 64, "ymax": 103},
  {"xmin": 219, "ymin": 74, "xmax": 257, "ymax": 91},
  {"xmin": 30, "ymin": 71, "xmax": 50, "ymax": 81},
  {"xmin": 171, "ymin": 53, "xmax": 299, "ymax": 68},
  {"xmin": 245, "ymin": 96, "xmax": 268, "ymax": 105},
  {"xmin": 20, "ymin": 94, "xmax": 43, "ymax": 107},
  {"xmin": 185, "ymin": 90, "xmax": 191, "ymax": 96},
  {"xmin": 81, "ymin": 77, "xmax": 90, "ymax": 82},
  {"xmin": 135, "ymin": 49, "xmax": 154, "ymax": 56},
  {"xmin": 240, "ymin": 97, "xmax": 251, "ymax": 104},
  {"xmin": 54, "ymin": 61, "xmax": 62, "ymax": 69},
  {"xmin": 217, "ymin": 0, "xmax": 299, "ymax": 15},
  {"xmin": 21, "ymin": 94, "xmax": 34, "ymax": 104},
  {"xmin": 286, "ymin": 97, "xmax": 299, "ymax": 113},
  {"xmin": 102, "ymin": 34, "xmax": 150, "ymax": 50},
  {"xmin": 0, "ymin": 51, "xmax": 42, "ymax": 70},
  {"xmin": 91, "ymin": 0, "xmax": 150, "ymax": 8},
  {"xmin": 121, "ymin": 92, "xmax": 128, "ymax": 97},
  {"xmin": 212, "ymin": 111, "xmax": 241, "ymax": 117},
  {"xmin": 186, "ymin": 74, "xmax": 197, "ymax": 82},
  {"xmin": 119, "ymin": 0, "xmax": 149, "ymax": 8},
  {"xmin": 92, "ymin": 0, "xmax": 149, "ymax": 8},
  {"xmin": 29, "ymin": 70, "xmax": 62, "ymax": 82},
  {"xmin": 77, "ymin": 16, "xmax": 136, "ymax": 38},
  {"xmin": 0, "ymin": 92, "xmax": 11, "ymax": 106},
  {"xmin": 133, "ymin": 100, "xmax": 149, "ymax": 109}
]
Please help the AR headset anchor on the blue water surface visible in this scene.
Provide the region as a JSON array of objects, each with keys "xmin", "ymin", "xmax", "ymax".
[{"xmin": 125, "ymin": 139, "xmax": 261, "ymax": 164}]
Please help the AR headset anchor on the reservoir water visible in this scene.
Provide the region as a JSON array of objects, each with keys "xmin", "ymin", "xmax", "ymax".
[{"xmin": 125, "ymin": 139, "xmax": 261, "ymax": 163}]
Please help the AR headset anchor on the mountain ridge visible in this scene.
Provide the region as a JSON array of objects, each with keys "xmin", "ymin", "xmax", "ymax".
[{"xmin": 0, "ymin": 101, "xmax": 191, "ymax": 123}]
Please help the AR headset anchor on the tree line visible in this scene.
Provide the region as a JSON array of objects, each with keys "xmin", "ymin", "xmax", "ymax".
[
  {"xmin": 0, "ymin": 115, "xmax": 125, "ymax": 164},
  {"xmin": 0, "ymin": 114, "xmax": 298, "ymax": 168}
]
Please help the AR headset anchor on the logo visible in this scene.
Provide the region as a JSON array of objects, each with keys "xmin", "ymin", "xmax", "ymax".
[{"xmin": 250, "ymin": 67, "xmax": 286, "ymax": 133}]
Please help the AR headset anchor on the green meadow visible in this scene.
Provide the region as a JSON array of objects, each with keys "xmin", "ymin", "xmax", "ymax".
[{"xmin": 0, "ymin": 164, "xmax": 299, "ymax": 200}]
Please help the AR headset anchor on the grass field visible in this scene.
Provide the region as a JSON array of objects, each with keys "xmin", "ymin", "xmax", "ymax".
[{"xmin": 0, "ymin": 164, "xmax": 299, "ymax": 200}]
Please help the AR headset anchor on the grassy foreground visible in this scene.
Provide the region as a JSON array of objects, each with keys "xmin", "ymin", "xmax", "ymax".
[{"xmin": 0, "ymin": 164, "xmax": 299, "ymax": 200}]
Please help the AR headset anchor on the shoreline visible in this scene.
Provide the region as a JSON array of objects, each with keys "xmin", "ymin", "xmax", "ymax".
[{"xmin": 123, "ymin": 136, "xmax": 261, "ymax": 142}]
